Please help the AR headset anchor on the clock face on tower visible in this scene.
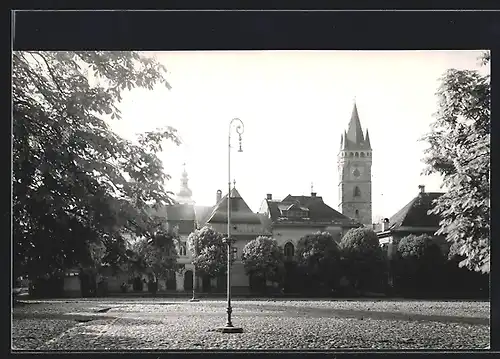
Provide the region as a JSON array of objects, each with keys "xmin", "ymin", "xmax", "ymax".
[{"xmin": 352, "ymin": 168, "xmax": 360, "ymax": 178}]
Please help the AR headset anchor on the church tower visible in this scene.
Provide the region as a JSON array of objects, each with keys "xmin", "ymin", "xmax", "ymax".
[
  {"xmin": 176, "ymin": 163, "xmax": 195, "ymax": 205},
  {"xmin": 338, "ymin": 102, "xmax": 372, "ymax": 226}
]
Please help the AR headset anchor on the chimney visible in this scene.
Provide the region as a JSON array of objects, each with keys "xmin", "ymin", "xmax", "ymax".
[
  {"xmin": 311, "ymin": 192, "xmax": 317, "ymax": 198},
  {"xmin": 382, "ymin": 218, "xmax": 390, "ymax": 231},
  {"xmin": 418, "ymin": 185, "xmax": 425, "ymax": 194},
  {"xmin": 216, "ymin": 189, "xmax": 222, "ymax": 203},
  {"xmin": 266, "ymin": 193, "xmax": 272, "ymax": 200}
]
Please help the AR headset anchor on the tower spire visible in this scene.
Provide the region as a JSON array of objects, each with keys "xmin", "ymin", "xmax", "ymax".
[{"xmin": 346, "ymin": 101, "xmax": 365, "ymax": 145}]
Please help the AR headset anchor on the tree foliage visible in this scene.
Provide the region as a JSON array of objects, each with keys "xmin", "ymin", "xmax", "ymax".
[
  {"xmin": 13, "ymin": 51, "xmax": 180, "ymax": 280},
  {"xmin": 241, "ymin": 236, "xmax": 284, "ymax": 283},
  {"xmin": 128, "ymin": 232, "xmax": 180, "ymax": 280},
  {"xmin": 394, "ymin": 234, "xmax": 446, "ymax": 295},
  {"xmin": 187, "ymin": 226, "xmax": 231, "ymax": 278},
  {"xmin": 296, "ymin": 232, "xmax": 341, "ymax": 292},
  {"xmin": 339, "ymin": 227, "xmax": 386, "ymax": 292},
  {"xmin": 421, "ymin": 51, "xmax": 490, "ymax": 273}
]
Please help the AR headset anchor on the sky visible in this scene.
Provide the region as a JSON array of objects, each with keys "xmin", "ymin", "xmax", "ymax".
[{"xmin": 107, "ymin": 50, "xmax": 489, "ymax": 222}]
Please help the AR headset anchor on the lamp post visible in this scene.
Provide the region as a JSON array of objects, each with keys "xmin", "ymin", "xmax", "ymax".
[
  {"xmin": 189, "ymin": 236, "xmax": 199, "ymax": 302},
  {"xmin": 217, "ymin": 118, "xmax": 244, "ymax": 334}
]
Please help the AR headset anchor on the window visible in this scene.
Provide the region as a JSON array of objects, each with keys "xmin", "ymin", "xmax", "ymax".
[
  {"xmin": 360, "ymin": 152, "xmax": 365, "ymax": 157},
  {"xmin": 355, "ymin": 152, "xmax": 359, "ymax": 157},
  {"xmin": 355, "ymin": 209, "xmax": 359, "ymax": 217},
  {"xmin": 180, "ymin": 244, "xmax": 187, "ymax": 256},
  {"xmin": 349, "ymin": 152, "xmax": 354, "ymax": 157},
  {"xmin": 284, "ymin": 242, "xmax": 295, "ymax": 258},
  {"xmin": 354, "ymin": 186, "xmax": 361, "ymax": 197}
]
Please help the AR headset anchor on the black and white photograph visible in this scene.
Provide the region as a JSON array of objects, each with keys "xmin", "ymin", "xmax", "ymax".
[{"xmin": 12, "ymin": 39, "xmax": 491, "ymax": 350}]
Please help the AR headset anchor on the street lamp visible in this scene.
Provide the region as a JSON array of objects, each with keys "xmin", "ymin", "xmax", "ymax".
[{"xmin": 216, "ymin": 118, "xmax": 244, "ymax": 334}]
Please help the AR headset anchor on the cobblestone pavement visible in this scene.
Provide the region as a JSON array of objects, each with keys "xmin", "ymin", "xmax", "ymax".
[{"xmin": 12, "ymin": 299, "xmax": 490, "ymax": 350}]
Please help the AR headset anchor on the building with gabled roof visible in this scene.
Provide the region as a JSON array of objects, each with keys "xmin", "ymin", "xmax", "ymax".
[
  {"xmin": 203, "ymin": 185, "xmax": 272, "ymax": 293},
  {"xmin": 259, "ymin": 191, "xmax": 360, "ymax": 253},
  {"xmin": 258, "ymin": 190, "xmax": 361, "ymax": 292},
  {"xmin": 376, "ymin": 185, "xmax": 448, "ymax": 259}
]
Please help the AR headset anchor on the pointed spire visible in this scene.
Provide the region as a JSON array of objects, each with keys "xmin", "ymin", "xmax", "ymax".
[
  {"xmin": 346, "ymin": 101, "xmax": 365, "ymax": 145},
  {"xmin": 342, "ymin": 131, "xmax": 348, "ymax": 150},
  {"xmin": 365, "ymin": 129, "xmax": 371, "ymax": 149},
  {"xmin": 340, "ymin": 133, "xmax": 343, "ymax": 150}
]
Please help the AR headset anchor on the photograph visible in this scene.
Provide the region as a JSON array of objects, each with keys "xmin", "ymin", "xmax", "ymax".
[{"xmin": 12, "ymin": 47, "xmax": 490, "ymax": 351}]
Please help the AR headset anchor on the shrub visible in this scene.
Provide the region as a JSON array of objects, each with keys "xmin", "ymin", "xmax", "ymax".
[
  {"xmin": 339, "ymin": 227, "xmax": 387, "ymax": 293},
  {"xmin": 242, "ymin": 236, "xmax": 284, "ymax": 293},
  {"xmin": 394, "ymin": 234, "xmax": 446, "ymax": 296},
  {"xmin": 296, "ymin": 232, "xmax": 341, "ymax": 294}
]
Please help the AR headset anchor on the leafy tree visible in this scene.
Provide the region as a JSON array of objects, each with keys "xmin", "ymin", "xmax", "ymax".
[
  {"xmin": 394, "ymin": 234, "xmax": 446, "ymax": 295},
  {"xmin": 13, "ymin": 51, "xmax": 180, "ymax": 282},
  {"xmin": 187, "ymin": 226, "xmax": 232, "ymax": 278},
  {"xmin": 421, "ymin": 51, "xmax": 490, "ymax": 273},
  {"xmin": 129, "ymin": 232, "xmax": 180, "ymax": 281},
  {"xmin": 339, "ymin": 227, "xmax": 386, "ymax": 293},
  {"xmin": 241, "ymin": 236, "xmax": 284, "ymax": 291},
  {"xmin": 296, "ymin": 232, "xmax": 341, "ymax": 293}
]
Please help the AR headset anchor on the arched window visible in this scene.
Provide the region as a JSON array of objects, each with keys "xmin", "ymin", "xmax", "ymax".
[
  {"xmin": 349, "ymin": 152, "xmax": 354, "ymax": 157},
  {"xmin": 355, "ymin": 209, "xmax": 359, "ymax": 217},
  {"xmin": 355, "ymin": 152, "xmax": 359, "ymax": 157},
  {"xmin": 360, "ymin": 152, "xmax": 365, "ymax": 157},
  {"xmin": 284, "ymin": 242, "xmax": 294, "ymax": 258},
  {"xmin": 180, "ymin": 244, "xmax": 187, "ymax": 256},
  {"xmin": 354, "ymin": 186, "xmax": 361, "ymax": 197}
]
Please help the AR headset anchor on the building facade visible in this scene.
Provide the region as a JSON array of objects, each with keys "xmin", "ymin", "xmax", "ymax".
[
  {"xmin": 258, "ymin": 191, "xmax": 361, "ymax": 292},
  {"xmin": 338, "ymin": 102, "xmax": 373, "ymax": 226}
]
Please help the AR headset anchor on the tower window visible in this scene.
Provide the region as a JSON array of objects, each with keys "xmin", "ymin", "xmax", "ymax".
[
  {"xmin": 355, "ymin": 209, "xmax": 359, "ymax": 217},
  {"xmin": 354, "ymin": 186, "xmax": 361, "ymax": 197},
  {"xmin": 355, "ymin": 152, "xmax": 359, "ymax": 157},
  {"xmin": 349, "ymin": 152, "xmax": 354, "ymax": 157},
  {"xmin": 180, "ymin": 244, "xmax": 187, "ymax": 256},
  {"xmin": 360, "ymin": 152, "xmax": 365, "ymax": 157}
]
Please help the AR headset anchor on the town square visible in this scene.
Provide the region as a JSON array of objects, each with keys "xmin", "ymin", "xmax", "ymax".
[{"xmin": 12, "ymin": 47, "xmax": 490, "ymax": 351}]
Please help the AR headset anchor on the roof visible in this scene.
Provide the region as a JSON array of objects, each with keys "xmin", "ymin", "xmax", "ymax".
[
  {"xmin": 387, "ymin": 192, "xmax": 444, "ymax": 231},
  {"xmin": 342, "ymin": 103, "xmax": 371, "ymax": 151},
  {"xmin": 164, "ymin": 204, "xmax": 196, "ymax": 234},
  {"xmin": 205, "ymin": 188, "xmax": 263, "ymax": 225},
  {"xmin": 263, "ymin": 194, "xmax": 359, "ymax": 226},
  {"xmin": 194, "ymin": 205, "xmax": 214, "ymax": 227}
]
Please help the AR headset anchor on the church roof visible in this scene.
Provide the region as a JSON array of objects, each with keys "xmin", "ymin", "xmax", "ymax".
[
  {"xmin": 205, "ymin": 188, "xmax": 263, "ymax": 225},
  {"xmin": 385, "ymin": 191, "xmax": 444, "ymax": 231},
  {"xmin": 343, "ymin": 103, "xmax": 371, "ymax": 151}
]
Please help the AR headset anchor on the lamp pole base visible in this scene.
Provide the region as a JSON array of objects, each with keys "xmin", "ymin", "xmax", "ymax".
[
  {"xmin": 216, "ymin": 325, "xmax": 243, "ymax": 334},
  {"xmin": 189, "ymin": 298, "xmax": 200, "ymax": 302}
]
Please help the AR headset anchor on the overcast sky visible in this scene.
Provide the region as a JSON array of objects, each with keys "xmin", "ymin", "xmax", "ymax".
[{"xmin": 107, "ymin": 50, "xmax": 488, "ymax": 222}]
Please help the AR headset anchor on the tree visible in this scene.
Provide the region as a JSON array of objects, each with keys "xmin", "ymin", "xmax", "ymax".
[
  {"xmin": 421, "ymin": 51, "xmax": 490, "ymax": 273},
  {"xmin": 339, "ymin": 227, "xmax": 386, "ymax": 293},
  {"xmin": 134, "ymin": 232, "xmax": 180, "ymax": 279},
  {"xmin": 241, "ymin": 236, "xmax": 284, "ymax": 292},
  {"xmin": 187, "ymin": 226, "xmax": 231, "ymax": 278},
  {"xmin": 394, "ymin": 234, "xmax": 446, "ymax": 296},
  {"xmin": 13, "ymin": 51, "xmax": 180, "ymax": 282},
  {"xmin": 296, "ymin": 232, "xmax": 341, "ymax": 294}
]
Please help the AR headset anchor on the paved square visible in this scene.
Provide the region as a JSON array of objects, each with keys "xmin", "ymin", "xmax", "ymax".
[{"xmin": 12, "ymin": 298, "xmax": 490, "ymax": 350}]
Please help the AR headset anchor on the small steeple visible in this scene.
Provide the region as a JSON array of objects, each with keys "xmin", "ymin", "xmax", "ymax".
[
  {"xmin": 176, "ymin": 163, "xmax": 194, "ymax": 204},
  {"xmin": 365, "ymin": 129, "xmax": 371, "ymax": 149}
]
